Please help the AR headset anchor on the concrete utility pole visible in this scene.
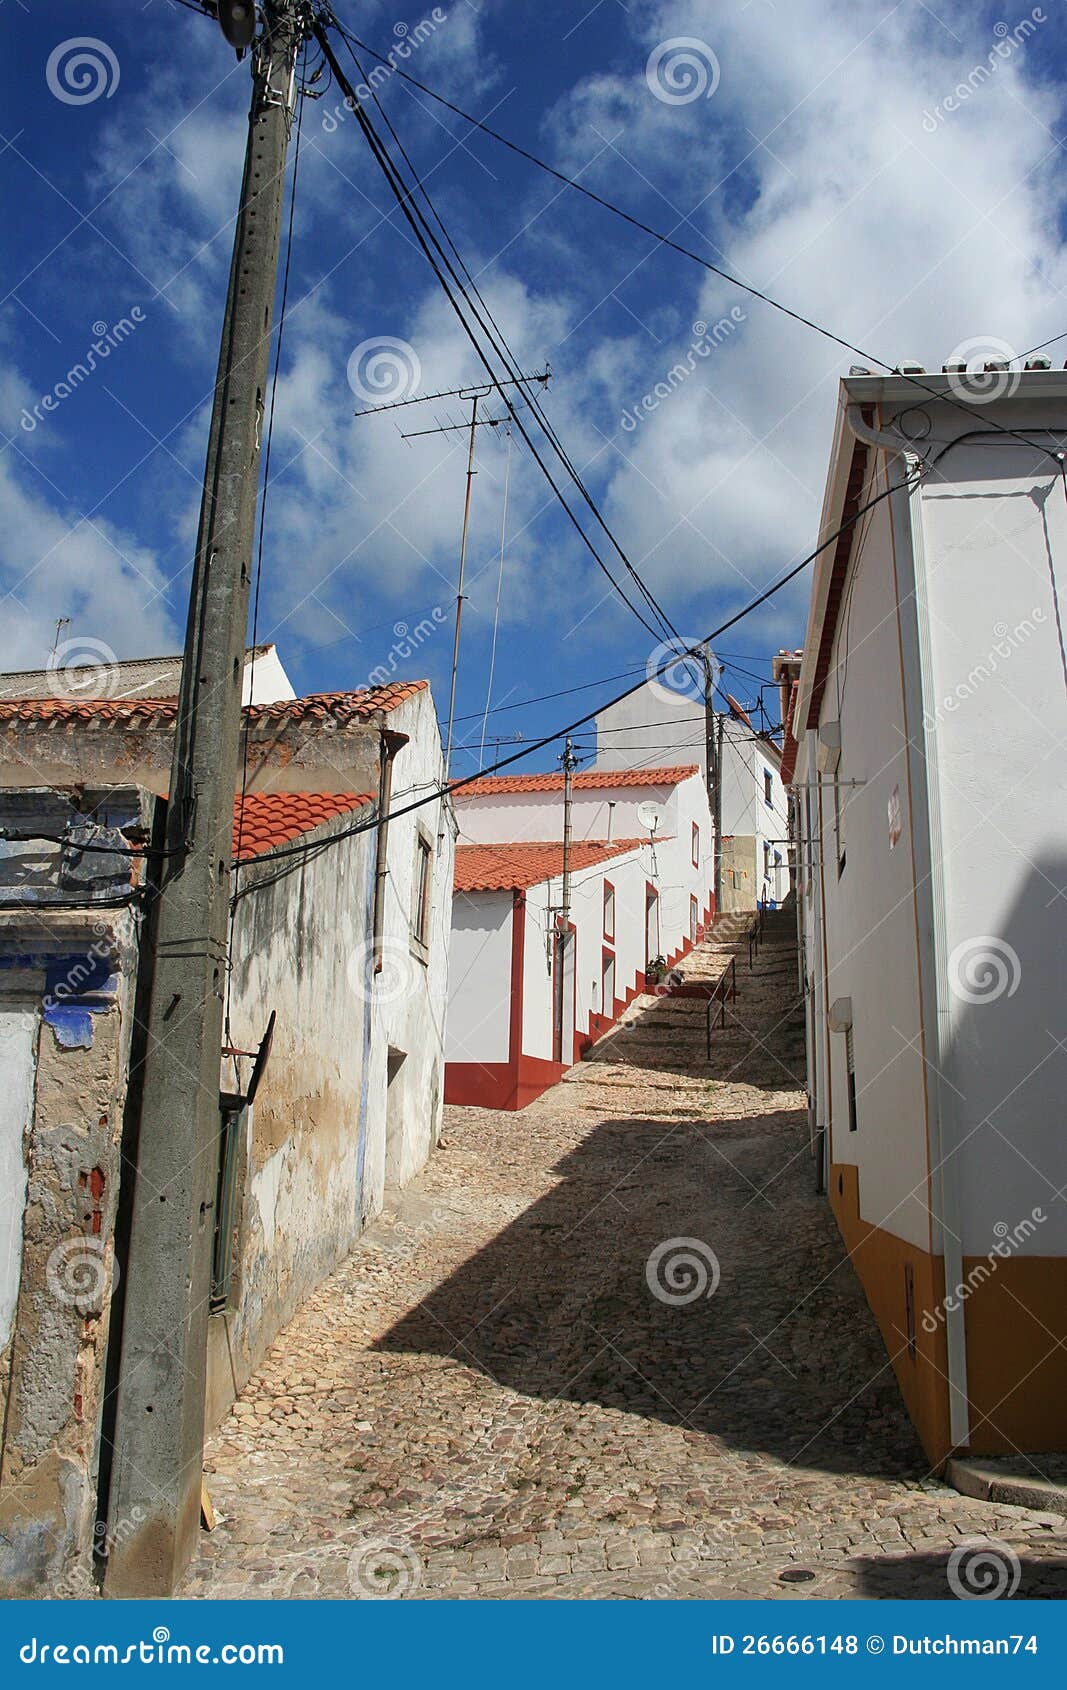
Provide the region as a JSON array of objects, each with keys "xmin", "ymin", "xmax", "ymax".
[
  {"xmin": 560, "ymin": 735, "xmax": 577, "ymax": 930},
  {"xmin": 445, "ymin": 387, "xmax": 486, "ymax": 777},
  {"xmin": 104, "ymin": 0, "xmax": 307, "ymax": 1598},
  {"xmin": 702, "ymin": 647, "xmax": 723, "ymax": 914}
]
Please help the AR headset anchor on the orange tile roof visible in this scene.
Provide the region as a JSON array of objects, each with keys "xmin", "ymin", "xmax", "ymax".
[
  {"xmin": 0, "ymin": 681, "xmax": 427, "ymax": 731},
  {"xmin": 454, "ymin": 838, "xmax": 646, "ymax": 893},
  {"xmin": 457, "ymin": 764, "xmax": 699, "ymax": 797},
  {"xmin": 232, "ymin": 791, "xmax": 374, "ymax": 863}
]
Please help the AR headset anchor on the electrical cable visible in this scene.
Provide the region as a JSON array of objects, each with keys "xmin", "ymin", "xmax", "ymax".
[
  {"xmin": 329, "ymin": 16, "xmax": 1067, "ymax": 467},
  {"xmin": 319, "ymin": 23, "xmax": 685, "ymax": 653},
  {"xmin": 331, "ymin": 21, "xmax": 685, "ymax": 649},
  {"xmin": 230, "ymin": 460, "xmax": 922, "ymax": 890}
]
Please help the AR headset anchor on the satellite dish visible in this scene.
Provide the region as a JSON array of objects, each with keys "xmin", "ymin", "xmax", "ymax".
[
  {"xmin": 217, "ymin": 0, "xmax": 257, "ymax": 51},
  {"xmin": 636, "ymin": 800, "xmax": 662, "ymax": 835}
]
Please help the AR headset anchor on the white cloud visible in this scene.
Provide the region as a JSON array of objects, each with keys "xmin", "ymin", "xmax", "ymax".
[
  {"xmin": 542, "ymin": 0, "xmax": 1067, "ymax": 617},
  {"xmin": 0, "ymin": 407, "xmax": 179, "ymax": 671}
]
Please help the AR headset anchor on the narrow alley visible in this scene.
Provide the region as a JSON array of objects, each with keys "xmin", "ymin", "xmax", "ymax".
[{"xmin": 184, "ymin": 914, "xmax": 1067, "ymax": 1601}]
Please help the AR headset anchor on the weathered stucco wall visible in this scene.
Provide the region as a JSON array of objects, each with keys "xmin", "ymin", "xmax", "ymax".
[
  {"xmin": 211, "ymin": 685, "xmax": 453, "ymax": 1421},
  {"xmin": 0, "ymin": 886, "xmax": 144, "ymax": 1598}
]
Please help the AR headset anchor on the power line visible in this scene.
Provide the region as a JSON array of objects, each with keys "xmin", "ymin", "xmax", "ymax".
[
  {"xmin": 231, "ymin": 460, "xmax": 921, "ymax": 890},
  {"xmin": 320, "ymin": 21, "xmax": 689, "ymax": 656},
  {"xmin": 330, "ymin": 17, "xmax": 1067, "ymax": 466}
]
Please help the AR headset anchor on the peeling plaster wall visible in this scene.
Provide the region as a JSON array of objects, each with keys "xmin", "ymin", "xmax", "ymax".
[
  {"xmin": 0, "ymin": 906, "xmax": 143, "ymax": 1599},
  {"xmin": 214, "ymin": 685, "xmax": 453, "ymax": 1418},
  {"xmin": 0, "ymin": 718, "xmax": 381, "ymax": 797}
]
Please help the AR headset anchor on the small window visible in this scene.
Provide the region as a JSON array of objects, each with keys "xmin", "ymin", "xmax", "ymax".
[
  {"xmin": 691, "ymin": 821, "xmax": 700, "ymax": 868},
  {"xmin": 764, "ymin": 769, "xmax": 773, "ymax": 806},
  {"xmin": 603, "ymin": 879, "xmax": 615, "ymax": 943},
  {"xmin": 411, "ymin": 830, "xmax": 433, "ymax": 952},
  {"xmin": 689, "ymin": 895, "xmax": 699, "ymax": 942},
  {"xmin": 602, "ymin": 950, "xmax": 616, "ymax": 1016},
  {"xmin": 846, "ymin": 1025, "xmax": 858, "ymax": 1132}
]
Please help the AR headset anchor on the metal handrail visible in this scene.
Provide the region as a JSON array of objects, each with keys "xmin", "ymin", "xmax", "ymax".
[{"xmin": 705, "ymin": 954, "xmax": 737, "ymax": 1058}]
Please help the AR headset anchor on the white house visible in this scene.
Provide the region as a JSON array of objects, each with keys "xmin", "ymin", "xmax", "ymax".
[
  {"xmin": 446, "ymin": 765, "xmax": 714, "ymax": 1109},
  {"xmin": 787, "ymin": 363, "xmax": 1067, "ymax": 1467},
  {"xmin": 593, "ymin": 682, "xmax": 789, "ymax": 909}
]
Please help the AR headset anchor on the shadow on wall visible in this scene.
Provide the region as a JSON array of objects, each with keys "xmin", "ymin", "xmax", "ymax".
[
  {"xmin": 375, "ymin": 1102, "xmax": 927, "ymax": 1480},
  {"xmin": 939, "ymin": 851, "xmax": 1067, "ymax": 1456}
]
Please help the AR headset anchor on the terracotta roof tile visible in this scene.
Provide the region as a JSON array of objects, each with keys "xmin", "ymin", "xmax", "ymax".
[
  {"xmin": 454, "ymin": 838, "xmax": 646, "ymax": 893},
  {"xmin": 0, "ymin": 681, "xmax": 427, "ymax": 731},
  {"xmin": 457, "ymin": 764, "xmax": 699, "ymax": 798},
  {"xmin": 232, "ymin": 791, "xmax": 374, "ymax": 863}
]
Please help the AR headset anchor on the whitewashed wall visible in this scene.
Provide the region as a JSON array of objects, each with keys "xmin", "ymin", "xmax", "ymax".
[
  {"xmin": 798, "ymin": 484, "xmax": 932, "ymax": 1250},
  {"xmin": 446, "ymin": 891, "xmax": 512, "ymax": 1065},
  {"xmin": 917, "ymin": 432, "xmax": 1067, "ymax": 1256}
]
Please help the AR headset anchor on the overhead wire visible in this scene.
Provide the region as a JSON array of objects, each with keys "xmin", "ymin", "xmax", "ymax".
[
  {"xmin": 230, "ymin": 459, "xmax": 923, "ymax": 894},
  {"xmin": 318, "ymin": 20, "xmax": 688, "ymax": 654},
  {"xmin": 330, "ymin": 18, "xmax": 1067, "ymax": 467}
]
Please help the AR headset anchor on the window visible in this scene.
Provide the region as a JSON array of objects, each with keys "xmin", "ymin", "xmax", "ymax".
[
  {"xmin": 411, "ymin": 829, "xmax": 433, "ymax": 953},
  {"xmin": 603, "ymin": 879, "xmax": 615, "ymax": 943},
  {"xmin": 601, "ymin": 949, "xmax": 616, "ymax": 1017},
  {"xmin": 689, "ymin": 895, "xmax": 699, "ymax": 943},
  {"xmin": 763, "ymin": 768, "xmax": 773, "ymax": 807},
  {"xmin": 846, "ymin": 1025, "xmax": 858, "ymax": 1132},
  {"xmin": 691, "ymin": 821, "xmax": 700, "ymax": 868}
]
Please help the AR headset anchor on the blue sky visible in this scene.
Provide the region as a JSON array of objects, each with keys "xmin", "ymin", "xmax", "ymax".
[{"xmin": 2, "ymin": 0, "xmax": 1066, "ymax": 772}]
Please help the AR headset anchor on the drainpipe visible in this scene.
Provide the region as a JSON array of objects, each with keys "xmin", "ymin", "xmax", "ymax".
[
  {"xmin": 844, "ymin": 402, "xmax": 969, "ymax": 1451},
  {"xmin": 372, "ymin": 722, "xmax": 409, "ymax": 974}
]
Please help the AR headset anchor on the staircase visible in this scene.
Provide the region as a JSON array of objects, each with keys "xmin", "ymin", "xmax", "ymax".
[{"xmin": 582, "ymin": 902, "xmax": 806, "ymax": 1090}]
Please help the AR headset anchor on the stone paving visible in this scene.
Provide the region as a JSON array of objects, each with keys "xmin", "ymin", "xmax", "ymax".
[{"xmin": 184, "ymin": 912, "xmax": 1067, "ymax": 1600}]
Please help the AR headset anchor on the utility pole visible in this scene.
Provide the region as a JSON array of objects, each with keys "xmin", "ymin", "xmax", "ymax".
[
  {"xmin": 103, "ymin": 0, "xmax": 307, "ymax": 1598},
  {"xmin": 560, "ymin": 735, "xmax": 577, "ymax": 930},
  {"xmin": 552, "ymin": 736, "xmax": 577, "ymax": 1065},
  {"xmin": 445, "ymin": 387, "xmax": 485, "ymax": 776},
  {"xmin": 702, "ymin": 646, "xmax": 723, "ymax": 915}
]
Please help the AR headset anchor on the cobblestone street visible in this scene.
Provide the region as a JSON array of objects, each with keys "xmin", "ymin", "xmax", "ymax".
[{"xmin": 184, "ymin": 915, "xmax": 1067, "ymax": 1601}]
